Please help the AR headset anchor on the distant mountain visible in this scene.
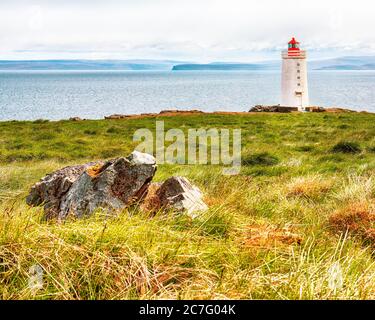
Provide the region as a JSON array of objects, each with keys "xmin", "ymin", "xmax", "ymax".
[
  {"xmin": 0, "ymin": 59, "xmax": 188, "ymax": 70},
  {"xmin": 1, "ymin": 56, "xmax": 375, "ymax": 71},
  {"xmin": 173, "ymin": 63, "xmax": 260, "ymax": 71},
  {"xmin": 310, "ymin": 56, "xmax": 375, "ymax": 70},
  {"xmin": 317, "ymin": 64, "xmax": 375, "ymax": 70},
  {"xmin": 172, "ymin": 62, "xmax": 279, "ymax": 71},
  {"xmin": 172, "ymin": 56, "xmax": 375, "ymax": 71}
]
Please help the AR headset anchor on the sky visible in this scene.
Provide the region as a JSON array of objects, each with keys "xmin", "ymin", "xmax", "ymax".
[{"xmin": 0, "ymin": 0, "xmax": 374, "ymax": 62}]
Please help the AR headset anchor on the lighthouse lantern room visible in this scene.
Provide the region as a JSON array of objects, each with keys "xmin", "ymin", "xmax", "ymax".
[{"xmin": 281, "ymin": 37, "xmax": 309, "ymax": 111}]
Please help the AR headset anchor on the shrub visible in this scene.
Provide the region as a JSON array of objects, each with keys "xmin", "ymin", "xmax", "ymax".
[
  {"xmin": 242, "ymin": 152, "xmax": 279, "ymax": 166},
  {"xmin": 331, "ymin": 141, "xmax": 361, "ymax": 154}
]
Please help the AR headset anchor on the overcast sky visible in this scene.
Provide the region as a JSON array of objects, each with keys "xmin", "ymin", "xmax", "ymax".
[{"xmin": 1, "ymin": 0, "xmax": 374, "ymax": 61}]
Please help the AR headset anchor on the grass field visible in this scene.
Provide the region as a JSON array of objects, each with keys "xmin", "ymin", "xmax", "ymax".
[{"xmin": 1, "ymin": 112, "xmax": 375, "ymax": 299}]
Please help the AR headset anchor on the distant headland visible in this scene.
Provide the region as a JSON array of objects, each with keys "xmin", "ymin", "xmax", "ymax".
[{"xmin": 1, "ymin": 56, "xmax": 375, "ymax": 71}]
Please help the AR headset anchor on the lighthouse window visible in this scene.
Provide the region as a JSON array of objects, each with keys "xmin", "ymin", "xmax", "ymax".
[
  {"xmin": 297, "ymin": 83, "xmax": 301, "ymax": 86},
  {"xmin": 297, "ymin": 63, "xmax": 300, "ymax": 66},
  {"xmin": 297, "ymin": 70, "xmax": 300, "ymax": 73},
  {"xmin": 297, "ymin": 76, "xmax": 300, "ymax": 79}
]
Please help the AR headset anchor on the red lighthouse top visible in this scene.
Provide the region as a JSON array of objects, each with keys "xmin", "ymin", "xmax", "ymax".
[{"xmin": 288, "ymin": 37, "xmax": 300, "ymax": 51}]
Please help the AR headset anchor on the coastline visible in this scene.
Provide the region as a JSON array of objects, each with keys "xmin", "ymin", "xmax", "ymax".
[
  {"xmin": 1, "ymin": 106, "xmax": 371, "ymax": 123},
  {"xmin": 100, "ymin": 106, "xmax": 370, "ymax": 121}
]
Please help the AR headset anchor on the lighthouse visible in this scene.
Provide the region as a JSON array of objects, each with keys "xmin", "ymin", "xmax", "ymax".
[{"xmin": 281, "ymin": 37, "xmax": 309, "ymax": 111}]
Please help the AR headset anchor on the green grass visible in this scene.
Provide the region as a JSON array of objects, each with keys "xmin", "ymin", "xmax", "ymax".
[{"xmin": 1, "ymin": 112, "xmax": 375, "ymax": 299}]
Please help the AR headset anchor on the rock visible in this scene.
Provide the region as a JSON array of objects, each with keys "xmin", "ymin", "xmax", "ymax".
[
  {"xmin": 249, "ymin": 105, "xmax": 299, "ymax": 113},
  {"xmin": 325, "ymin": 107, "xmax": 356, "ymax": 113},
  {"xmin": 155, "ymin": 176, "xmax": 208, "ymax": 218},
  {"xmin": 140, "ymin": 113, "xmax": 157, "ymax": 116},
  {"xmin": 104, "ymin": 114, "xmax": 132, "ymax": 120},
  {"xmin": 69, "ymin": 117, "xmax": 84, "ymax": 121},
  {"xmin": 27, "ymin": 152, "xmax": 209, "ymax": 220},
  {"xmin": 139, "ymin": 182, "xmax": 162, "ymax": 213},
  {"xmin": 305, "ymin": 106, "xmax": 326, "ymax": 112},
  {"xmin": 26, "ymin": 161, "xmax": 101, "ymax": 219},
  {"xmin": 140, "ymin": 177, "xmax": 208, "ymax": 217},
  {"xmin": 159, "ymin": 109, "xmax": 204, "ymax": 114},
  {"xmin": 27, "ymin": 151, "xmax": 157, "ymax": 220},
  {"xmin": 59, "ymin": 152, "xmax": 157, "ymax": 220}
]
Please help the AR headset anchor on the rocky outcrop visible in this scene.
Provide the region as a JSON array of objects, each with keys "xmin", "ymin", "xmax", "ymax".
[
  {"xmin": 141, "ymin": 177, "xmax": 208, "ymax": 218},
  {"xmin": 157, "ymin": 177, "xmax": 208, "ymax": 217},
  {"xmin": 104, "ymin": 114, "xmax": 133, "ymax": 120},
  {"xmin": 325, "ymin": 107, "xmax": 356, "ymax": 113},
  {"xmin": 59, "ymin": 152, "xmax": 157, "ymax": 220},
  {"xmin": 249, "ymin": 105, "xmax": 357, "ymax": 113},
  {"xmin": 104, "ymin": 107, "xmax": 363, "ymax": 120},
  {"xmin": 27, "ymin": 151, "xmax": 157, "ymax": 220},
  {"xmin": 27, "ymin": 152, "xmax": 208, "ymax": 220},
  {"xmin": 304, "ymin": 106, "xmax": 326, "ymax": 112},
  {"xmin": 159, "ymin": 109, "xmax": 203, "ymax": 114},
  {"xmin": 26, "ymin": 161, "xmax": 102, "ymax": 219},
  {"xmin": 249, "ymin": 105, "xmax": 299, "ymax": 113},
  {"xmin": 104, "ymin": 110, "xmax": 204, "ymax": 120}
]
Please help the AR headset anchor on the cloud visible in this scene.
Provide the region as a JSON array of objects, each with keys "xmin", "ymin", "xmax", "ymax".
[{"xmin": 0, "ymin": 0, "xmax": 374, "ymax": 61}]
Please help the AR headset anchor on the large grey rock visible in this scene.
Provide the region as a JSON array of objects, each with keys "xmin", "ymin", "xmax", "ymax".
[
  {"xmin": 156, "ymin": 176, "xmax": 208, "ymax": 218},
  {"xmin": 27, "ymin": 151, "xmax": 157, "ymax": 220},
  {"xmin": 26, "ymin": 161, "xmax": 101, "ymax": 219}
]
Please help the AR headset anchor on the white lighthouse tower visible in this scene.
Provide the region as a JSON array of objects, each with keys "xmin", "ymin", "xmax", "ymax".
[{"xmin": 281, "ymin": 37, "xmax": 309, "ymax": 111}]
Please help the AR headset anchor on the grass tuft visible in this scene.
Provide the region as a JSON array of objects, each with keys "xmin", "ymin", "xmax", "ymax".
[
  {"xmin": 287, "ymin": 175, "xmax": 333, "ymax": 199},
  {"xmin": 331, "ymin": 141, "xmax": 362, "ymax": 154},
  {"xmin": 328, "ymin": 202, "xmax": 375, "ymax": 247},
  {"xmin": 242, "ymin": 152, "xmax": 279, "ymax": 166}
]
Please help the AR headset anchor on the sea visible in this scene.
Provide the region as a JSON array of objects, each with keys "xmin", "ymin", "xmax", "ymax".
[{"xmin": 0, "ymin": 70, "xmax": 374, "ymax": 121}]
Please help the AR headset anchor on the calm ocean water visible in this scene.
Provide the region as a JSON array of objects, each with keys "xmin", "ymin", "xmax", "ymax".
[{"xmin": 0, "ymin": 70, "xmax": 374, "ymax": 121}]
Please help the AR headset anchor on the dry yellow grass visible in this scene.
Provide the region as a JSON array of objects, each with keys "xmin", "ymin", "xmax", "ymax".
[
  {"xmin": 287, "ymin": 175, "xmax": 333, "ymax": 199},
  {"xmin": 329, "ymin": 202, "xmax": 375, "ymax": 247}
]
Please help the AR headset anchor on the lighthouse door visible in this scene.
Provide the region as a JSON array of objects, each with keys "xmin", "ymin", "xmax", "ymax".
[{"xmin": 295, "ymin": 91, "xmax": 303, "ymax": 109}]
